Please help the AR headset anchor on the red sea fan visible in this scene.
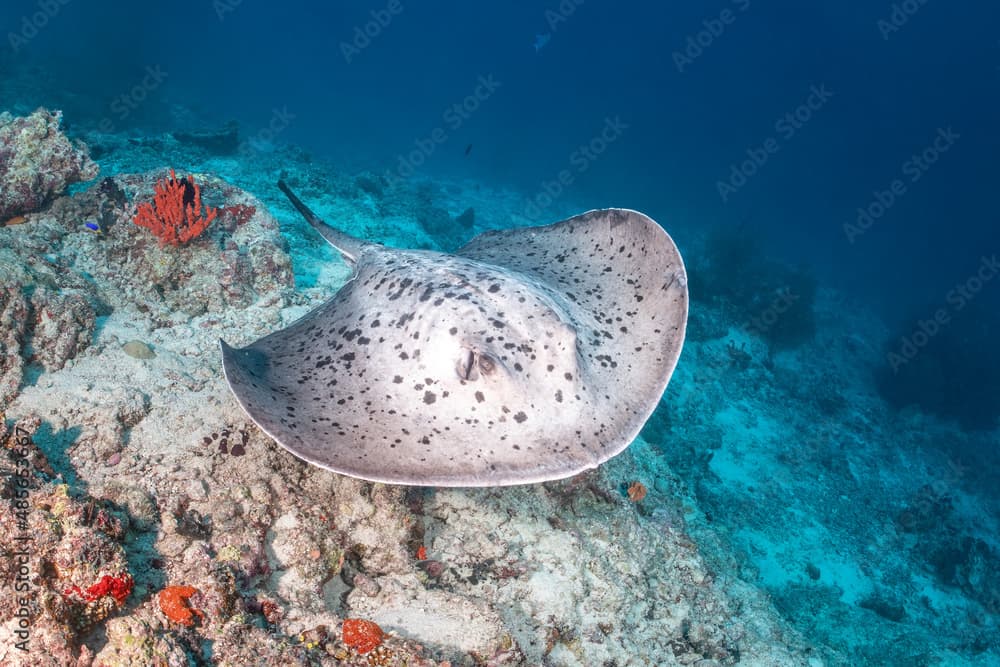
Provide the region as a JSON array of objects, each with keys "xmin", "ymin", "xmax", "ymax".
[{"xmin": 133, "ymin": 169, "xmax": 218, "ymax": 245}]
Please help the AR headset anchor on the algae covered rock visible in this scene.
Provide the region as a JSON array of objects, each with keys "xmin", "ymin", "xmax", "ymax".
[
  {"xmin": 26, "ymin": 287, "xmax": 97, "ymax": 372},
  {"xmin": 71, "ymin": 171, "xmax": 295, "ymax": 317},
  {"xmin": 0, "ymin": 284, "xmax": 99, "ymax": 410},
  {"xmin": 0, "ymin": 416, "xmax": 133, "ymax": 666},
  {"xmin": 0, "ymin": 109, "xmax": 99, "ymax": 222},
  {"xmin": 0, "ymin": 286, "xmax": 29, "ymax": 409}
]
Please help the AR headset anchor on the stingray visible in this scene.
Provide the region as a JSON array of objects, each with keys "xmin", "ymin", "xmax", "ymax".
[{"xmin": 220, "ymin": 181, "xmax": 688, "ymax": 487}]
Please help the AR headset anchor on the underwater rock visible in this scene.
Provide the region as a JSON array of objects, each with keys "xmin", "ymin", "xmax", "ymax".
[
  {"xmin": 172, "ymin": 121, "xmax": 240, "ymax": 155},
  {"xmin": 0, "ymin": 286, "xmax": 29, "ymax": 409},
  {"xmin": 928, "ymin": 535, "xmax": 1000, "ymax": 613},
  {"xmin": 355, "ymin": 172, "xmax": 387, "ymax": 198},
  {"xmin": 93, "ymin": 614, "xmax": 195, "ymax": 666},
  {"xmin": 858, "ymin": 595, "xmax": 906, "ymax": 623},
  {"xmin": 0, "ymin": 284, "xmax": 98, "ymax": 407},
  {"xmin": 27, "ymin": 288, "xmax": 97, "ymax": 372},
  {"xmin": 455, "ymin": 206, "xmax": 475, "ymax": 227},
  {"xmin": 0, "ymin": 417, "xmax": 132, "ymax": 665},
  {"xmin": 415, "ymin": 205, "xmax": 456, "ymax": 246},
  {"xmin": 0, "ymin": 109, "xmax": 99, "ymax": 222},
  {"xmin": 42, "ymin": 171, "xmax": 295, "ymax": 317},
  {"xmin": 122, "ymin": 340, "xmax": 155, "ymax": 360},
  {"xmin": 123, "ymin": 171, "xmax": 292, "ymax": 312}
]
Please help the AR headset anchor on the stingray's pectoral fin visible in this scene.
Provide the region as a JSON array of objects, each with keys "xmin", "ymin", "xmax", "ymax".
[
  {"xmin": 277, "ymin": 179, "xmax": 370, "ymax": 264},
  {"xmin": 220, "ymin": 338, "xmax": 270, "ymax": 384}
]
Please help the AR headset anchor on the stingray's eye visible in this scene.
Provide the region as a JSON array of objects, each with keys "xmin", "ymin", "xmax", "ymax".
[
  {"xmin": 456, "ymin": 348, "xmax": 479, "ymax": 381},
  {"xmin": 477, "ymin": 353, "xmax": 496, "ymax": 375}
]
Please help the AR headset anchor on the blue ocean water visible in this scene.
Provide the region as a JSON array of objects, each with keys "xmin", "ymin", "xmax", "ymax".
[{"xmin": 2, "ymin": 0, "xmax": 999, "ymax": 664}]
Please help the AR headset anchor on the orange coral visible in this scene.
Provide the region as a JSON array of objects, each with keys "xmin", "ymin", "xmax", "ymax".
[
  {"xmin": 627, "ymin": 481, "xmax": 647, "ymax": 502},
  {"xmin": 342, "ymin": 618, "xmax": 384, "ymax": 654},
  {"xmin": 415, "ymin": 545, "xmax": 427, "ymax": 560},
  {"xmin": 158, "ymin": 585, "xmax": 204, "ymax": 627},
  {"xmin": 133, "ymin": 169, "xmax": 217, "ymax": 245},
  {"xmin": 63, "ymin": 573, "xmax": 133, "ymax": 605}
]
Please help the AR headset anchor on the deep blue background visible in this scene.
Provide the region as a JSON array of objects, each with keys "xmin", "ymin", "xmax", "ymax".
[{"xmin": 2, "ymin": 0, "xmax": 999, "ymax": 323}]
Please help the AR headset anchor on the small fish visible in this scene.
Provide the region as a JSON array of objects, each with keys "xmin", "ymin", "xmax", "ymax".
[
  {"xmin": 464, "ymin": 143, "xmax": 473, "ymax": 157},
  {"xmin": 84, "ymin": 220, "xmax": 103, "ymax": 234},
  {"xmin": 533, "ymin": 33, "xmax": 551, "ymax": 52}
]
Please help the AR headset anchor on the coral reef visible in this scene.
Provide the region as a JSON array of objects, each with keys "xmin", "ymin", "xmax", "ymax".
[
  {"xmin": 3, "ymin": 121, "xmax": 994, "ymax": 664},
  {"xmin": 0, "ymin": 170, "xmax": 295, "ymax": 320},
  {"xmin": 342, "ymin": 618, "xmax": 385, "ymax": 654},
  {"xmin": 626, "ymin": 480, "xmax": 647, "ymax": 502},
  {"xmin": 133, "ymin": 169, "xmax": 218, "ymax": 246},
  {"xmin": 930, "ymin": 536, "xmax": 1000, "ymax": 615},
  {"xmin": 0, "ymin": 109, "xmax": 98, "ymax": 222},
  {"xmin": 0, "ymin": 287, "xmax": 29, "ymax": 408},
  {"xmin": 157, "ymin": 585, "xmax": 203, "ymax": 627},
  {"xmin": 0, "ymin": 416, "xmax": 132, "ymax": 666},
  {"xmin": 25, "ymin": 288, "xmax": 97, "ymax": 372},
  {"xmin": 0, "ymin": 284, "xmax": 99, "ymax": 410}
]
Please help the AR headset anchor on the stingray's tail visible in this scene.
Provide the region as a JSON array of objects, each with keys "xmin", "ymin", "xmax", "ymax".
[{"xmin": 277, "ymin": 180, "xmax": 371, "ymax": 264}]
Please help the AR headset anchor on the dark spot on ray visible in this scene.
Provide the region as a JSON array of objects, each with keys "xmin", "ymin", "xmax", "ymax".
[
  {"xmin": 423, "ymin": 391, "xmax": 437, "ymax": 404},
  {"xmin": 393, "ymin": 375, "xmax": 403, "ymax": 384},
  {"xmin": 513, "ymin": 411, "xmax": 527, "ymax": 423},
  {"xmin": 475, "ymin": 391, "xmax": 485, "ymax": 403}
]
